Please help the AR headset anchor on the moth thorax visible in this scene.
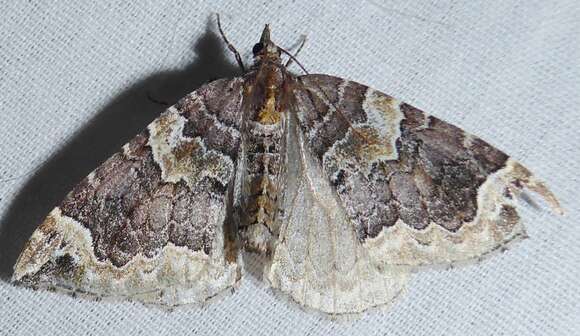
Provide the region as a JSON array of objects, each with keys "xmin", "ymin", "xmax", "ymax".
[{"xmin": 256, "ymin": 69, "xmax": 284, "ymax": 125}]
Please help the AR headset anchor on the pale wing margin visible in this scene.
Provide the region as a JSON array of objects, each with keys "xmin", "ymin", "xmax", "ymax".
[
  {"xmin": 265, "ymin": 105, "xmax": 409, "ymax": 315},
  {"xmin": 296, "ymin": 74, "xmax": 562, "ymax": 268},
  {"xmin": 364, "ymin": 158, "xmax": 563, "ymax": 268},
  {"xmin": 12, "ymin": 78, "xmax": 245, "ymax": 306}
]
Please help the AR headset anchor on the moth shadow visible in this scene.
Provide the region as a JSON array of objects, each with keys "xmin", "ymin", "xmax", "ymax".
[{"xmin": 0, "ymin": 26, "xmax": 241, "ymax": 281}]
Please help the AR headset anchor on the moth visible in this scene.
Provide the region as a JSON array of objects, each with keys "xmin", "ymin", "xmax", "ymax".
[{"xmin": 12, "ymin": 21, "xmax": 562, "ymax": 315}]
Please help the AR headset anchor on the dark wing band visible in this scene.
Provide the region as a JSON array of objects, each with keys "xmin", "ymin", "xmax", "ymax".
[
  {"xmin": 13, "ymin": 78, "xmax": 245, "ymax": 306},
  {"xmin": 294, "ymin": 74, "xmax": 561, "ymax": 267}
]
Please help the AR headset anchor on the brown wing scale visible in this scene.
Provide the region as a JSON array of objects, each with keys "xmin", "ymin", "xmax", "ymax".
[{"xmin": 13, "ymin": 78, "xmax": 246, "ymax": 306}]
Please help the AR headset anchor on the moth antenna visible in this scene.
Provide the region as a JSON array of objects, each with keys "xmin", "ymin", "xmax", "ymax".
[
  {"xmin": 284, "ymin": 35, "xmax": 307, "ymax": 68},
  {"xmin": 216, "ymin": 13, "xmax": 246, "ymax": 73},
  {"xmin": 279, "ymin": 46, "xmax": 309, "ymax": 75}
]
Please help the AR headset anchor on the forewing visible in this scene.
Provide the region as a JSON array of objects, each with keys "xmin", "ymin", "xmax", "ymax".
[
  {"xmin": 12, "ymin": 78, "xmax": 245, "ymax": 306},
  {"xmin": 266, "ymin": 107, "xmax": 409, "ymax": 315},
  {"xmin": 295, "ymin": 74, "xmax": 562, "ymax": 267}
]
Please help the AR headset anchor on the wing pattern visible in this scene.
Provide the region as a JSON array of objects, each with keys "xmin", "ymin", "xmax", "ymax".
[
  {"xmin": 294, "ymin": 74, "xmax": 562, "ymax": 267},
  {"xmin": 12, "ymin": 54, "xmax": 562, "ymax": 315},
  {"xmin": 13, "ymin": 78, "xmax": 245, "ymax": 306}
]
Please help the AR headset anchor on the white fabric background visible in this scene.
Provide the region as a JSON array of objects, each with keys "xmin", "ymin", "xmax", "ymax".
[{"xmin": 0, "ymin": 1, "xmax": 578, "ymax": 335}]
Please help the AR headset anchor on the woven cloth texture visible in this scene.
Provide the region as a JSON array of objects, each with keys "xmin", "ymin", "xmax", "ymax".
[{"xmin": 0, "ymin": 1, "xmax": 578, "ymax": 335}]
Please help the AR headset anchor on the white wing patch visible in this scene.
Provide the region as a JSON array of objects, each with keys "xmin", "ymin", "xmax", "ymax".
[
  {"xmin": 148, "ymin": 108, "xmax": 235, "ymax": 187},
  {"xmin": 322, "ymin": 89, "xmax": 405, "ymax": 177},
  {"xmin": 360, "ymin": 89, "xmax": 404, "ymax": 161},
  {"xmin": 13, "ymin": 207, "xmax": 239, "ymax": 306},
  {"xmin": 364, "ymin": 158, "xmax": 563, "ymax": 267}
]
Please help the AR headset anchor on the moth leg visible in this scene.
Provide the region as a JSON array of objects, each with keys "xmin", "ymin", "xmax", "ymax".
[{"xmin": 216, "ymin": 14, "xmax": 246, "ymax": 73}]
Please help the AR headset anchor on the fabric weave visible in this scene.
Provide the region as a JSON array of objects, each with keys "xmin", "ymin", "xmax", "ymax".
[{"xmin": 0, "ymin": 1, "xmax": 578, "ymax": 335}]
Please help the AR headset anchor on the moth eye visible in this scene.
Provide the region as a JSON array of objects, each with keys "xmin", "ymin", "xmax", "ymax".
[{"xmin": 252, "ymin": 43, "xmax": 264, "ymax": 55}]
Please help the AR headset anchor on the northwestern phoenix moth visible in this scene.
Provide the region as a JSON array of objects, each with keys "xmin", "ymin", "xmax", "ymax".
[{"xmin": 12, "ymin": 21, "xmax": 562, "ymax": 315}]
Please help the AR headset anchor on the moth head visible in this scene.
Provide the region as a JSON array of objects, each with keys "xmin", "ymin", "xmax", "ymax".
[{"xmin": 252, "ymin": 24, "xmax": 281, "ymax": 61}]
